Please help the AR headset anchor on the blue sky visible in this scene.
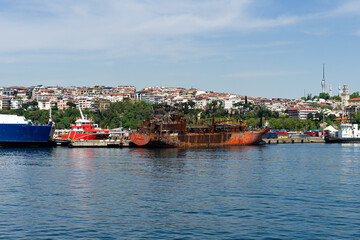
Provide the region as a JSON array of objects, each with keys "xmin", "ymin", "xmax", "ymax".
[{"xmin": 0, "ymin": 0, "xmax": 359, "ymax": 98}]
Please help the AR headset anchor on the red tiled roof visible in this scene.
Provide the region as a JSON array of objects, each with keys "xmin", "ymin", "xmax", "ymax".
[
  {"xmin": 334, "ymin": 117, "xmax": 348, "ymax": 121},
  {"xmin": 8, "ymin": 86, "xmax": 27, "ymax": 90}
]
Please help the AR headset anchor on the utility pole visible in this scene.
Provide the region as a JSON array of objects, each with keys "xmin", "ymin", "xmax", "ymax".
[
  {"xmin": 119, "ymin": 114, "xmax": 123, "ymax": 128},
  {"xmin": 322, "ymin": 111, "xmax": 325, "ymax": 138}
]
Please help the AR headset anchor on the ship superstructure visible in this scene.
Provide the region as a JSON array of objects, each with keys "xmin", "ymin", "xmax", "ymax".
[
  {"xmin": 325, "ymin": 123, "xmax": 360, "ymax": 143},
  {"xmin": 130, "ymin": 113, "xmax": 269, "ymax": 148},
  {"xmin": 61, "ymin": 108, "xmax": 109, "ymax": 140}
]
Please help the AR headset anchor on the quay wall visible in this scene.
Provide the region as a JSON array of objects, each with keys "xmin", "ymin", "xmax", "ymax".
[{"xmin": 264, "ymin": 137, "xmax": 325, "ymax": 144}]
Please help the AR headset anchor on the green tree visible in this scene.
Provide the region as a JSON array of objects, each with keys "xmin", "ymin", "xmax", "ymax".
[
  {"xmin": 350, "ymin": 91, "xmax": 360, "ymax": 99},
  {"xmin": 51, "ymin": 103, "xmax": 58, "ymax": 111},
  {"xmin": 331, "ymin": 96, "xmax": 341, "ymax": 101},
  {"xmin": 318, "ymin": 92, "xmax": 330, "ymax": 100},
  {"xmin": 22, "ymin": 101, "xmax": 38, "ymax": 110},
  {"xmin": 352, "ymin": 111, "xmax": 360, "ymax": 123},
  {"xmin": 66, "ymin": 102, "xmax": 76, "ymax": 109}
]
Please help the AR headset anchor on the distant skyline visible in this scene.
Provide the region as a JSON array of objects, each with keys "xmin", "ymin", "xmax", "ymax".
[{"xmin": 1, "ymin": 0, "xmax": 360, "ymax": 98}]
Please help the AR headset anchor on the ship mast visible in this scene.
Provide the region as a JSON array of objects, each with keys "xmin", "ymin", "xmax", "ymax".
[
  {"xmin": 79, "ymin": 106, "xmax": 85, "ymax": 120},
  {"xmin": 49, "ymin": 106, "xmax": 52, "ymax": 121}
]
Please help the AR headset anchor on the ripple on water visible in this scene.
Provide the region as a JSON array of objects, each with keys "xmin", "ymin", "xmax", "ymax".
[{"xmin": 0, "ymin": 145, "xmax": 359, "ymax": 239}]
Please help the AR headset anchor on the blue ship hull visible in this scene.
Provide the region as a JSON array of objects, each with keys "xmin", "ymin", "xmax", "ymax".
[{"xmin": 0, "ymin": 123, "xmax": 54, "ymax": 146}]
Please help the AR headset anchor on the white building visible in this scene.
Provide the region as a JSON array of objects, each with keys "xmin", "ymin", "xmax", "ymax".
[
  {"xmin": 0, "ymin": 97, "xmax": 11, "ymax": 109},
  {"xmin": 288, "ymin": 106, "xmax": 319, "ymax": 120},
  {"xmin": 38, "ymin": 99, "xmax": 51, "ymax": 110},
  {"xmin": 10, "ymin": 99, "xmax": 24, "ymax": 109},
  {"xmin": 223, "ymin": 98, "xmax": 244, "ymax": 110}
]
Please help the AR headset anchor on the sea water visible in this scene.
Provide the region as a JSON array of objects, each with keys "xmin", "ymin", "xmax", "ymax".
[{"xmin": 0, "ymin": 144, "xmax": 359, "ymax": 239}]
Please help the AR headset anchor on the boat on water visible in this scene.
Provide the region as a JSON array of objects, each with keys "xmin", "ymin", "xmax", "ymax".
[
  {"xmin": 325, "ymin": 123, "xmax": 360, "ymax": 143},
  {"xmin": 61, "ymin": 108, "xmax": 109, "ymax": 140},
  {"xmin": 0, "ymin": 114, "xmax": 55, "ymax": 147},
  {"xmin": 129, "ymin": 113, "xmax": 270, "ymax": 148}
]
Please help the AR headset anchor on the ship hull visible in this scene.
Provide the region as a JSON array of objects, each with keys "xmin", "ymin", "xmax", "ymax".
[
  {"xmin": 130, "ymin": 128, "xmax": 270, "ymax": 148},
  {"xmin": 0, "ymin": 123, "xmax": 54, "ymax": 146},
  {"xmin": 325, "ymin": 137, "xmax": 360, "ymax": 143},
  {"xmin": 62, "ymin": 132, "xmax": 109, "ymax": 140}
]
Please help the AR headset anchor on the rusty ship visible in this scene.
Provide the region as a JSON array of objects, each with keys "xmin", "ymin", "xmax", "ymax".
[{"xmin": 129, "ymin": 113, "xmax": 270, "ymax": 148}]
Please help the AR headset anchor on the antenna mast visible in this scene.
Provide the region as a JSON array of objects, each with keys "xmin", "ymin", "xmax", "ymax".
[
  {"xmin": 79, "ymin": 106, "xmax": 85, "ymax": 120},
  {"xmin": 321, "ymin": 64, "xmax": 326, "ymax": 93}
]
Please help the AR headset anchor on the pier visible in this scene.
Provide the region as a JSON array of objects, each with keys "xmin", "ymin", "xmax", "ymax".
[
  {"xmin": 53, "ymin": 137, "xmax": 325, "ymax": 148},
  {"xmin": 53, "ymin": 139, "xmax": 131, "ymax": 148},
  {"xmin": 264, "ymin": 137, "xmax": 325, "ymax": 144}
]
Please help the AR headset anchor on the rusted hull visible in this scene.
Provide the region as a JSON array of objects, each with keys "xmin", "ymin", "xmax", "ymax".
[{"xmin": 130, "ymin": 128, "xmax": 270, "ymax": 148}]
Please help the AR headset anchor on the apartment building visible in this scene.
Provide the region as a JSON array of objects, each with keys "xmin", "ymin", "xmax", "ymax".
[{"xmin": 288, "ymin": 106, "xmax": 319, "ymax": 119}]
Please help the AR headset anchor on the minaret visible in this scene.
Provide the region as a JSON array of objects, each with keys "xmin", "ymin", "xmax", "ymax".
[
  {"xmin": 338, "ymin": 83, "xmax": 342, "ymax": 96},
  {"xmin": 329, "ymin": 83, "xmax": 332, "ymax": 98},
  {"xmin": 341, "ymin": 83, "xmax": 350, "ymax": 107},
  {"xmin": 321, "ymin": 64, "xmax": 326, "ymax": 93}
]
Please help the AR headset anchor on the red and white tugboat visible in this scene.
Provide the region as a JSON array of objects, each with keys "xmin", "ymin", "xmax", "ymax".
[{"xmin": 61, "ymin": 108, "xmax": 109, "ymax": 140}]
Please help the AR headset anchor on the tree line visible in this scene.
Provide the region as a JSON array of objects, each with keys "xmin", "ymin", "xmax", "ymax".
[{"xmin": 0, "ymin": 99, "xmax": 348, "ymax": 131}]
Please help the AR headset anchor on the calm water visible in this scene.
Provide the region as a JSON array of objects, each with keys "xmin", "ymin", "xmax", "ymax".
[{"xmin": 0, "ymin": 144, "xmax": 360, "ymax": 239}]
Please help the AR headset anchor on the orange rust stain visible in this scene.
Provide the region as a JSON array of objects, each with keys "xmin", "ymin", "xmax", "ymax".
[
  {"xmin": 224, "ymin": 128, "xmax": 270, "ymax": 145},
  {"xmin": 129, "ymin": 133, "xmax": 151, "ymax": 146}
]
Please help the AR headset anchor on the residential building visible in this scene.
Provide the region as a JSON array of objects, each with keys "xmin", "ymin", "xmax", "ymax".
[
  {"xmin": 288, "ymin": 106, "xmax": 319, "ymax": 119},
  {"xmin": 10, "ymin": 99, "xmax": 24, "ymax": 109},
  {"xmin": 92, "ymin": 99, "xmax": 111, "ymax": 112},
  {"xmin": 38, "ymin": 99, "xmax": 51, "ymax": 110}
]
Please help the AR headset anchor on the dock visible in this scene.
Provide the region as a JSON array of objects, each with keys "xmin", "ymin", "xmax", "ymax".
[
  {"xmin": 53, "ymin": 137, "xmax": 325, "ymax": 148},
  {"xmin": 264, "ymin": 137, "xmax": 325, "ymax": 144},
  {"xmin": 66, "ymin": 139, "xmax": 131, "ymax": 148}
]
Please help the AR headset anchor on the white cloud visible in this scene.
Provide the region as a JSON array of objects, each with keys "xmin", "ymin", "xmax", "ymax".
[
  {"xmin": 238, "ymin": 41, "xmax": 297, "ymax": 49},
  {"xmin": 0, "ymin": 0, "xmax": 302, "ymax": 57},
  {"xmin": 329, "ymin": 0, "xmax": 360, "ymax": 16},
  {"xmin": 2, "ymin": 0, "xmax": 357, "ymax": 60}
]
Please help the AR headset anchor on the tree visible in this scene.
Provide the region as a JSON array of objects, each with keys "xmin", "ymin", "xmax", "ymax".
[
  {"xmin": 51, "ymin": 103, "xmax": 58, "ymax": 111},
  {"xmin": 315, "ymin": 112, "xmax": 323, "ymax": 121},
  {"xmin": 331, "ymin": 96, "xmax": 341, "ymax": 101},
  {"xmin": 306, "ymin": 93, "xmax": 313, "ymax": 101},
  {"xmin": 22, "ymin": 101, "xmax": 38, "ymax": 110},
  {"xmin": 66, "ymin": 102, "xmax": 76, "ymax": 109},
  {"xmin": 352, "ymin": 111, "xmax": 360, "ymax": 123},
  {"xmin": 307, "ymin": 112, "xmax": 314, "ymax": 120},
  {"xmin": 350, "ymin": 91, "xmax": 360, "ymax": 99},
  {"xmin": 318, "ymin": 92, "xmax": 330, "ymax": 100},
  {"xmin": 327, "ymin": 114, "xmax": 337, "ymax": 122}
]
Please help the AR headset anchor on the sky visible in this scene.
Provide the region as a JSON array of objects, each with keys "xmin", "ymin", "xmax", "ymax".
[{"xmin": 0, "ymin": 0, "xmax": 360, "ymax": 98}]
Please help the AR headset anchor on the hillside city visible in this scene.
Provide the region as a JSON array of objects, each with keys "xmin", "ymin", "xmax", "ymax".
[{"xmin": 0, "ymin": 84, "xmax": 359, "ymax": 120}]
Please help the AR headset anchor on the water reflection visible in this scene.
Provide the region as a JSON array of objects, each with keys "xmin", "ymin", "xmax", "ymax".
[
  {"xmin": 130, "ymin": 148, "xmax": 187, "ymax": 175},
  {"xmin": 0, "ymin": 147, "xmax": 54, "ymax": 167},
  {"xmin": 1, "ymin": 145, "xmax": 360, "ymax": 239},
  {"xmin": 129, "ymin": 147, "xmax": 186, "ymax": 159}
]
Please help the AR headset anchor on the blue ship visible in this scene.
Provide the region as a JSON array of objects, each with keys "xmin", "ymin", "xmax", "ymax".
[{"xmin": 0, "ymin": 114, "xmax": 55, "ymax": 147}]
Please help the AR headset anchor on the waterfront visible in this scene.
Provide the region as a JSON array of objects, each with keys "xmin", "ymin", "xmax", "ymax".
[{"xmin": 0, "ymin": 144, "xmax": 360, "ymax": 239}]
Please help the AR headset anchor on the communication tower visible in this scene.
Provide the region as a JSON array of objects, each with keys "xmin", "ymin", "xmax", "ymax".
[{"xmin": 321, "ymin": 64, "xmax": 326, "ymax": 93}]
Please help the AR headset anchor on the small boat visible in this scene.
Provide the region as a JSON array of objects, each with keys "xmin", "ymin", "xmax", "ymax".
[
  {"xmin": 130, "ymin": 113, "xmax": 270, "ymax": 148},
  {"xmin": 0, "ymin": 114, "xmax": 55, "ymax": 147},
  {"xmin": 61, "ymin": 108, "xmax": 109, "ymax": 140}
]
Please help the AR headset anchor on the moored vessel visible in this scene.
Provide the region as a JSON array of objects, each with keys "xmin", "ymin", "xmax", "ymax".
[
  {"xmin": 61, "ymin": 108, "xmax": 109, "ymax": 140},
  {"xmin": 0, "ymin": 114, "xmax": 55, "ymax": 147},
  {"xmin": 325, "ymin": 123, "xmax": 360, "ymax": 143},
  {"xmin": 130, "ymin": 113, "xmax": 270, "ymax": 148}
]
